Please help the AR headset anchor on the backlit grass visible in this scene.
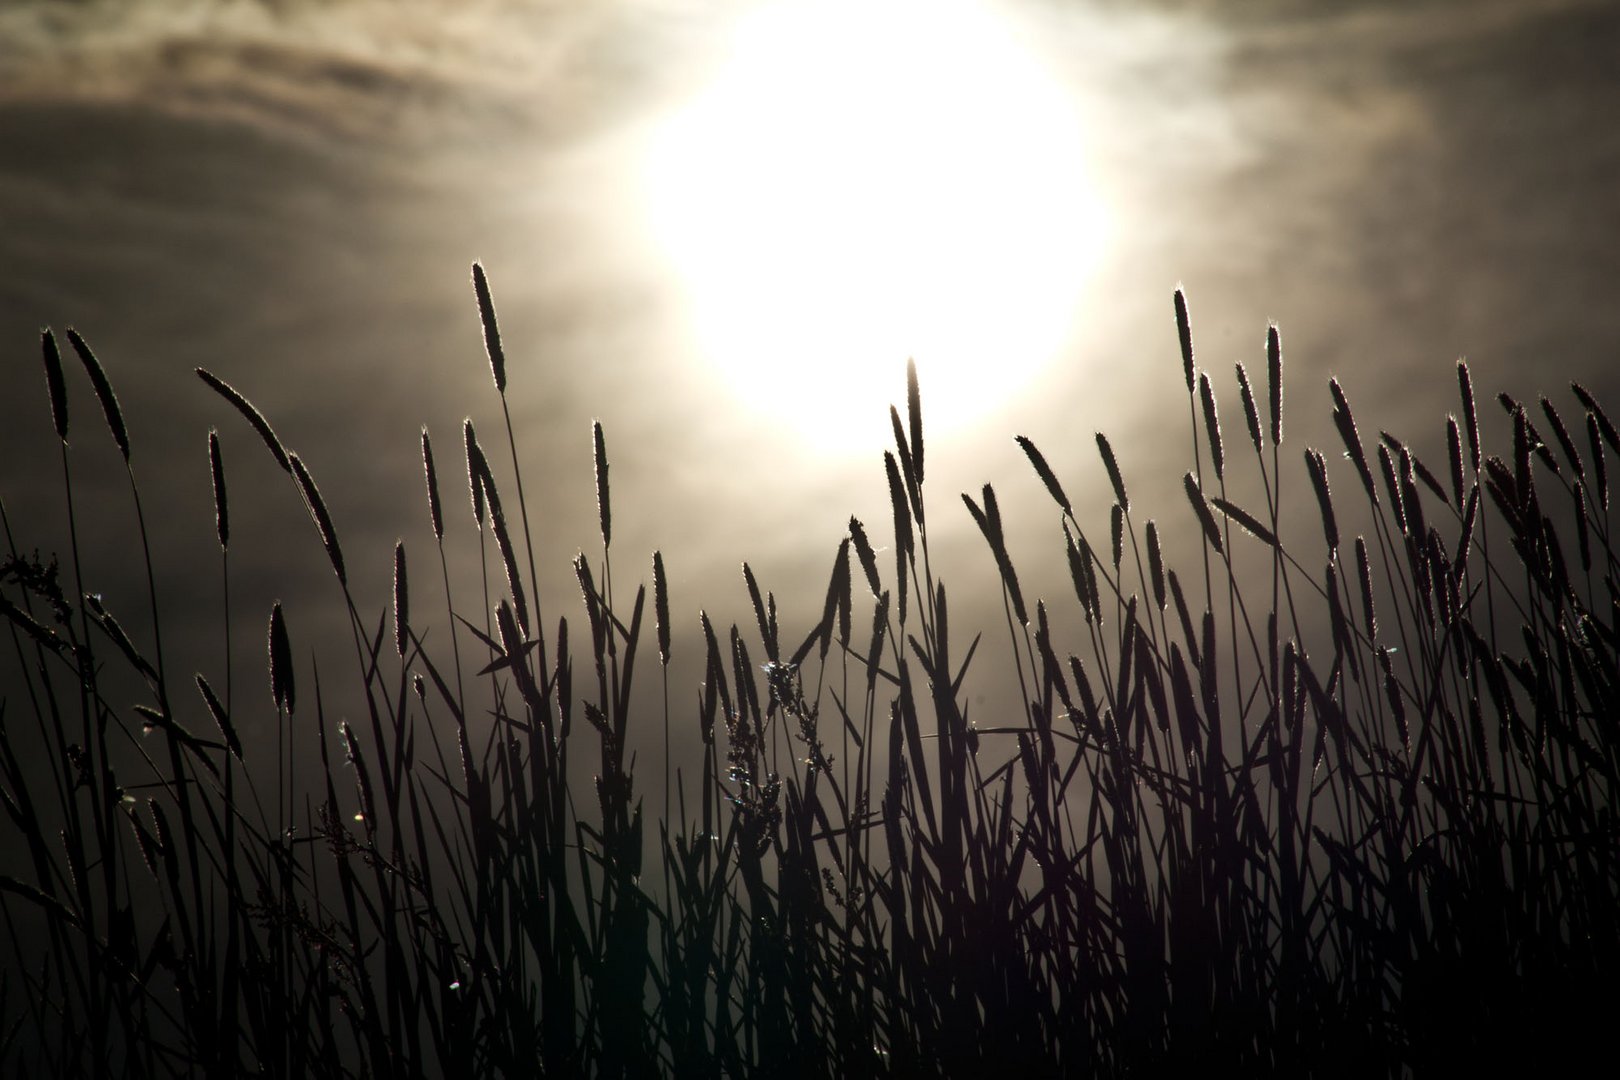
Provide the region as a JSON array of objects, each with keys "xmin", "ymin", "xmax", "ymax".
[{"xmin": 2, "ymin": 273, "xmax": 1616, "ymax": 1076}]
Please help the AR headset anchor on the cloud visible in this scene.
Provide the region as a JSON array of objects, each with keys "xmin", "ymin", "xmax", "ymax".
[{"xmin": 0, "ymin": 0, "xmax": 720, "ymax": 144}]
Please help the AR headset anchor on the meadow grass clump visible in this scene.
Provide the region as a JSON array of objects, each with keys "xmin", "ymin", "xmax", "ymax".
[{"xmin": 2, "ymin": 273, "xmax": 1618, "ymax": 1077}]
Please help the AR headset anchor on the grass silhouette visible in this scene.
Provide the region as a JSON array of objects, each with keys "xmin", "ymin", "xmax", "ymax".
[{"xmin": 2, "ymin": 271, "xmax": 1617, "ymax": 1076}]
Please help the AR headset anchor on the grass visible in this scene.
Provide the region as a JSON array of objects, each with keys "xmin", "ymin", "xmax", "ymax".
[{"xmin": 2, "ymin": 270, "xmax": 1617, "ymax": 1076}]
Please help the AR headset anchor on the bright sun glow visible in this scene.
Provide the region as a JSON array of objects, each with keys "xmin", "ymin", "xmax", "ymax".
[{"xmin": 644, "ymin": 0, "xmax": 1109, "ymax": 453}]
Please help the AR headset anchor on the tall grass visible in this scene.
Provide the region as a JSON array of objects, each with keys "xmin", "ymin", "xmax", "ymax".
[{"xmin": 2, "ymin": 274, "xmax": 1617, "ymax": 1076}]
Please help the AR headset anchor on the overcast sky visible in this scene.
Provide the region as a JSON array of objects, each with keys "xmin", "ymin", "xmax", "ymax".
[{"xmin": 3, "ymin": 0, "xmax": 1617, "ymax": 770}]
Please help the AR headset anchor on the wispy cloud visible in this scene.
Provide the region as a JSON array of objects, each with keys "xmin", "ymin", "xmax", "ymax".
[{"xmin": 0, "ymin": 0, "xmax": 716, "ymax": 143}]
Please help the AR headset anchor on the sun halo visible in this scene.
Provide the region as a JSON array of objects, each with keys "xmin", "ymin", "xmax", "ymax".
[{"xmin": 644, "ymin": 0, "xmax": 1110, "ymax": 455}]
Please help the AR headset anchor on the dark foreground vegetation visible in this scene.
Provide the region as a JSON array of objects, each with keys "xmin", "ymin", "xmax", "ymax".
[{"xmin": 2, "ymin": 273, "xmax": 1617, "ymax": 1076}]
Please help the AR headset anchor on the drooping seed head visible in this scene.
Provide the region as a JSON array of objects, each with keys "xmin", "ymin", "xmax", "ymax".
[
  {"xmin": 1016, "ymin": 435, "xmax": 1071, "ymax": 516},
  {"xmin": 1541, "ymin": 396, "xmax": 1585, "ymax": 480},
  {"xmin": 65, "ymin": 329, "xmax": 128, "ymax": 462},
  {"xmin": 196, "ymin": 368, "xmax": 292, "ymax": 473},
  {"xmin": 1330, "ymin": 377, "xmax": 1377, "ymax": 504},
  {"xmin": 289, "ymin": 453, "xmax": 346, "ymax": 585},
  {"xmin": 1096, "ymin": 432, "xmax": 1128, "ymax": 514},
  {"xmin": 848, "ymin": 517, "xmax": 882, "ymax": 597}
]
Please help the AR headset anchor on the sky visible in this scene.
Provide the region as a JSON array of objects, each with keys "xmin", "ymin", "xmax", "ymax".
[{"xmin": 2, "ymin": 0, "xmax": 1618, "ymax": 780}]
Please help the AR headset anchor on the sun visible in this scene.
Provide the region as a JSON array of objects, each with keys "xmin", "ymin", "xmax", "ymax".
[{"xmin": 644, "ymin": 0, "xmax": 1109, "ymax": 453}]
